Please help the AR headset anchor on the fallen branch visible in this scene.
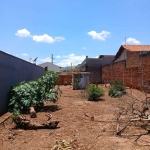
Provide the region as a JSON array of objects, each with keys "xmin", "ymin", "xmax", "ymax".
[
  {"xmin": 116, "ymin": 121, "xmax": 131, "ymax": 135},
  {"xmin": 84, "ymin": 113, "xmax": 94, "ymax": 121},
  {"xmin": 116, "ymin": 117, "xmax": 150, "ymax": 136},
  {"xmin": 127, "ymin": 91, "xmax": 143, "ymax": 102},
  {"xmin": 15, "ymin": 115, "xmax": 59, "ymax": 130}
]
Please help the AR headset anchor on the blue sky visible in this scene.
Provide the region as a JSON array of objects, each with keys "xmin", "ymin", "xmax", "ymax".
[{"xmin": 0, "ymin": 0, "xmax": 150, "ymax": 67}]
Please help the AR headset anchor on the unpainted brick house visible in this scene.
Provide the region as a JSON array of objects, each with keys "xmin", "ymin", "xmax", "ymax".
[
  {"xmin": 80, "ymin": 55, "xmax": 115, "ymax": 83},
  {"xmin": 102, "ymin": 45, "xmax": 150, "ymax": 90}
]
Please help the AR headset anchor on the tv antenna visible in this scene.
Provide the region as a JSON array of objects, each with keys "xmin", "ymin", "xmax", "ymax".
[{"xmin": 33, "ymin": 57, "xmax": 38, "ymax": 64}]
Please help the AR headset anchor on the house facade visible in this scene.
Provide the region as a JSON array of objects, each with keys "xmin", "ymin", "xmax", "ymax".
[
  {"xmin": 102, "ymin": 45, "xmax": 150, "ymax": 90},
  {"xmin": 114, "ymin": 45, "xmax": 150, "ymax": 67},
  {"xmin": 39, "ymin": 62, "xmax": 61, "ymax": 72}
]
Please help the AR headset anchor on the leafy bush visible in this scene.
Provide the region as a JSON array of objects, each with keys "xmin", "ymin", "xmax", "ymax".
[
  {"xmin": 86, "ymin": 84, "xmax": 104, "ymax": 101},
  {"xmin": 109, "ymin": 80, "xmax": 125, "ymax": 98},
  {"xmin": 8, "ymin": 71, "xmax": 61, "ymax": 115}
]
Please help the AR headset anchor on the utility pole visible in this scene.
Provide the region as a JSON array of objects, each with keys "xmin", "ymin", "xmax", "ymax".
[
  {"xmin": 51, "ymin": 54, "xmax": 55, "ymax": 64},
  {"xmin": 71, "ymin": 63, "xmax": 72, "ymax": 72}
]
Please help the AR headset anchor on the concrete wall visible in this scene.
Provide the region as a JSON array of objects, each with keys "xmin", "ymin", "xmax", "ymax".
[
  {"xmin": 78, "ymin": 74, "xmax": 90, "ymax": 89},
  {"xmin": 0, "ymin": 51, "xmax": 45, "ymax": 115},
  {"xmin": 72, "ymin": 73, "xmax": 90, "ymax": 89},
  {"xmin": 102, "ymin": 53, "xmax": 150, "ymax": 90}
]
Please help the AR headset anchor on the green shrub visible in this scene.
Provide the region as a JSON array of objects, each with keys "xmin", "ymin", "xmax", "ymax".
[
  {"xmin": 86, "ymin": 84, "xmax": 104, "ymax": 101},
  {"xmin": 8, "ymin": 71, "xmax": 61, "ymax": 115},
  {"xmin": 109, "ymin": 80, "xmax": 125, "ymax": 98}
]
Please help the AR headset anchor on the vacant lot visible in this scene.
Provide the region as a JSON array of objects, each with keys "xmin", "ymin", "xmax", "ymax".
[{"xmin": 0, "ymin": 85, "xmax": 150, "ymax": 150}]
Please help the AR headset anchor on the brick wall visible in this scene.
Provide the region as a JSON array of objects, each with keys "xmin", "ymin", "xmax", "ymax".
[
  {"xmin": 57, "ymin": 74, "xmax": 72, "ymax": 85},
  {"xmin": 102, "ymin": 54, "xmax": 150, "ymax": 89},
  {"xmin": 126, "ymin": 51, "xmax": 140, "ymax": 68},
  {"xmin": 102, "ymin": 61, "xmax": 125, "ymax": 84}
]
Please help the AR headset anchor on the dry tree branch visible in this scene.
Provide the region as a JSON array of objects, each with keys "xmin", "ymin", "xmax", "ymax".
[{"xmin": 115, "ymin": 88, "xmax": 150, "ymax": 141}]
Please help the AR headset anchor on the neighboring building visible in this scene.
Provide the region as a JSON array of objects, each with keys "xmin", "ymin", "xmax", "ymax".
[
  {"xmin": 39, "ymin": 62, "xmax": 61, "ymax": 72},
  {"xmin": 80, "ymin": 55, "xmax": 115, "ymax": 83},
  {"xmin": 72, "ymin": 72, "xmax": 90, "ymax": 90},
  {"xmin": 57, "ymin": 72, "xmax": 72, "ymax": 85},
  {"xmin": 102, "ymin": 45, "xmax": 150, "ymax": 90},
  {"xmin": 114, "ymin": 45, "xmax": 150, "ymax": 68}
]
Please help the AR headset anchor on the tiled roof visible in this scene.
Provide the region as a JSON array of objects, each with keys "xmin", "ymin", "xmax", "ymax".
[
  {"xmin": 122, "ymin": 45, "xmax": 150, "ymax": 52},
  {"xmin": 114, "ymin": 45, "xmax": 150, "ymax": 61}
]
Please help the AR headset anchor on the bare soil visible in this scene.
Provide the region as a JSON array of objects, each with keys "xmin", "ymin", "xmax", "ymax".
[{"xmin": 0, "ymin": 85, "xmax": 150, "ymax": 150}]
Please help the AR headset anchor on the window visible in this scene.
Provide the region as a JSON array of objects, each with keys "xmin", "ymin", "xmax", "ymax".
[{"xmin": 139, "ymin": 51, "xmax": 150, "ymax": 56}]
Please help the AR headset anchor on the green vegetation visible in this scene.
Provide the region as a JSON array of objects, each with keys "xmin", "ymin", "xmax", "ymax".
[
  {"xmin": 86, "ymin": 84, "xmax": 104, "ymax": 101},
  {"xmin": 109, "ymin": 80, "xmax": 125, "ymax": 98},
  {"xmin": 8, "ymin": 71, "xmax": 61, "ymax": 115}
]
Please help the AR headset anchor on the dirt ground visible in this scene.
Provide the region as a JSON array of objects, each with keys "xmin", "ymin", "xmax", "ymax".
[{"xmin": 0, "ymin": 85, "xmax": 150, "ymax": 150}]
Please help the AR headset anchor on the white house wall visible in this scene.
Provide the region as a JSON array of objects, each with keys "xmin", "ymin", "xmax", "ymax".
[
  {"xmin": 114, "ymin": 50, "xmax": 127, "ymax": 62},
  {"xmin": 78, "ymin": 74, "xmax": 89, "ymax": 89}
]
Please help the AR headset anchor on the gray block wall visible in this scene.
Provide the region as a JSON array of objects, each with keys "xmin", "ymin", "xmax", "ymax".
[{"xmin": 0, "ymin": 51, "xmax": 45, "ymax": 115}]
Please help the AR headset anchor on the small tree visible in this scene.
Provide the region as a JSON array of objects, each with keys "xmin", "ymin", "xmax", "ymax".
[
  {"xmin": 8, "ymin": 71, "xmax": 61, "ymax": 115},
  {"xmin": 109, "ymin": 80, "xmax": 125, "ymax": 98},
  {"xmin": 86, "ymin": 84, "xmax": 104, "ymax": 101}
]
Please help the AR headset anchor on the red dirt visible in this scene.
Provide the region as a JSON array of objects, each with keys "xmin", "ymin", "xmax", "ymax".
[{"xmin": 0, "ymin": 85, "xmax": 150, "ymax": 150}]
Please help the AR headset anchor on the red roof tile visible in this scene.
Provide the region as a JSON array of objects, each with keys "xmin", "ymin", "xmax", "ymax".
[
  {"xmin": 122, "ymin": 45, "xmax": 150, "ymax": 52},
  {"xmin": 114, "ymin": 45, "xmax": 150, "ymax": 61}
]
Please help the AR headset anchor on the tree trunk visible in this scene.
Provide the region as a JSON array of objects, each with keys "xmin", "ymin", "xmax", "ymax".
[
  {"xmin": 15, "ymin": 115, "xmax": 59, "ymax": 130},
  {"xmin": 30, "ymin": 107, "xmax": 36, "ymax": 118}
]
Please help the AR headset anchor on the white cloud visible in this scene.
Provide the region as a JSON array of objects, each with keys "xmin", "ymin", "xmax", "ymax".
[
  {"xmin": 16, "ymin": 29, "xmax": 65, "ymax": 44},
  {"xmin": 82, "ymin": 47, "xmax": 86, "ymax": 50},
  {"xmin": 15, "ymin": 29, "xmax": 30, "ymax": 37},
  {"xmin": 22, "ymin": 53, "xmax": 28, "ymax": 56},
  {"xmin": 87, "ymin": 30, "xmax": 111, "ymax": 41},
  {"xmin": 32, "ymin": 34, "xmax": 65, "ymax": 44},
  {"xmin": 39, "ymin": 57, "xmax": 52, "ymax": 62},
  {"xmin": 93, "ymin": 56, "xmax": 99, "ymax": 58},
  {"xmin": 56, "ymin": 55, "xmax": 61, "ymax": 58},
  {"xmin": 56, "ymin": 54, "xmax": 86, "ymax": 67},
  {"xmin": 125, "ymin": 37, "xmax": 141, "ymax": 45}
]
